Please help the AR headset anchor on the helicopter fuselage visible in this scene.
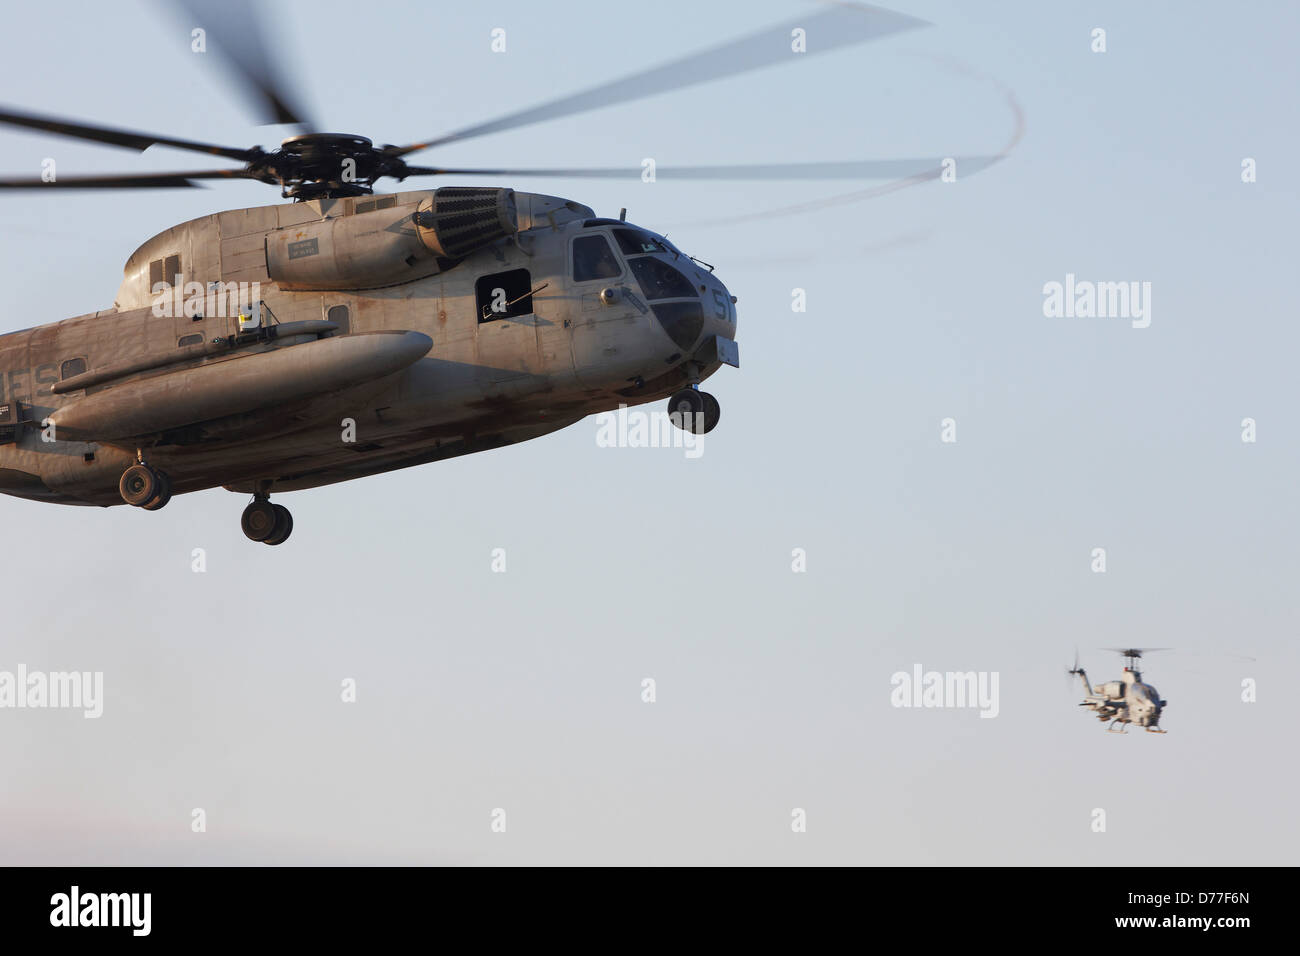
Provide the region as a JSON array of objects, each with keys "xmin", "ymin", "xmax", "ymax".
[
  {"xmin": 1072, "ymin": 665, "xmax": 1166, "ymax": 732},
  {"xmin": 0, "ymin": 188, "xmax": 738, "ymax": 507}
]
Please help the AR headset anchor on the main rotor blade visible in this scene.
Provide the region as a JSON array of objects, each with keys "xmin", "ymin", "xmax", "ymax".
[
  {"xmin": 391, "ymin": 3, "xmax": 927, "ymax": 156},
  {"xmin": 166, "ymin": 0, "xmax": 315, "ymax": 128},
  {"xmin": 402, "ymin": 156, "xmax": 995, "ymax": 181},
  {"xmin": 0, "ymin": 169, "xmax": 252, "ymax": 190},
  {"xmin": 0, "ymin": 105, "xmax": 258, "ymax": 161}
]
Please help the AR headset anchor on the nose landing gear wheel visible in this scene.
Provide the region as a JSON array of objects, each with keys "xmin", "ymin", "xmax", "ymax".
[
  {"xmin": 263, "ymin": 504, "xmax": 293, "ymax": 546},
  {"xmin": 700, "ymin": 391, "xmax": 720, "ymax": 434},
  {"xmin": 667, "ymin": 388, "xmax": 704, "ymax": 433},
  {"xmin": 242, "ymin": 499, "xmax": 293, "ymax": 545},
  {"xmin": 667, "ymin": 388, "xmax": 720, "ymax": 434},
  {"xmin": 241, "ymin": 500, "xmax": 279, "ymax": 542}
]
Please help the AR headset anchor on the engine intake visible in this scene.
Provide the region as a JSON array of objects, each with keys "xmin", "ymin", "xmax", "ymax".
[
  {"xmin": 415, "ymin": 187, "xmax": 518, "ymax": 259},
  {"xmin": 265, "ymin": 187, "xmax": 518, "ymax": 291}
]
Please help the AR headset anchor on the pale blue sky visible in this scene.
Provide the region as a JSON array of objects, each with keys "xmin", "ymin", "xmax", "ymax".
[{"xmin": 0, "ymin": 0, "xmax": 1296, "ymax": 864}]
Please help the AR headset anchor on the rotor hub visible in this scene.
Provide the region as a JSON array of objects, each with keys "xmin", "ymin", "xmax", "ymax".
[
  {"xmin": 252, "ymin": 133, "xmax": 406, "ymax": 200},
  {"xmin": 279, "ymin": 133, "xmax": 374, "ymax": 158}
]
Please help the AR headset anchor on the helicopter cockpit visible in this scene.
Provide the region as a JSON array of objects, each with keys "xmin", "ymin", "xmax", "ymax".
[
  {"xmin": 575, "ymin": 222, "xmax": 695, "ymax": 293},
  {"xmin": 573, "ymin": 220, "xmax": 735, "ymax": 354},
  {"xmin": 1131, "ymin": 682, "xmax": 1163, "ymax": 705}
]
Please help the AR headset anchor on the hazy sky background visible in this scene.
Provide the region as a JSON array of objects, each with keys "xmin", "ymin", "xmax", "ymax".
[{"xmin": 0, "ymin": 0, "xmax": 1296, "ymax": 864}]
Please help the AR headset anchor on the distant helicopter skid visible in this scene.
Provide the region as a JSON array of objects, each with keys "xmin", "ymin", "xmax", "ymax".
[{"xmin": 1108, "ymin": 721, "xmax": 1167, "ymax": 734}]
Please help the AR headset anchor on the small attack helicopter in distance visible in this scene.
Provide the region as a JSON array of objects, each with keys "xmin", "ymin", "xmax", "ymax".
[
  {"xmin": 1068, "ymin": 648, "xmax": 1169, "ymax": 734},
  {"xmin": 0, "ymin": 1, "xmax": 979, "ymax": 544}
]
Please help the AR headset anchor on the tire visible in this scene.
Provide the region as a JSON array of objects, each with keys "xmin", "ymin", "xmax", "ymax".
[
  {"xmin": 700, "ymin": 392, "xmax": 721, "ymax": 434},
  {"xmin": 241, "ymin": 500, "xmax": 279, "ymax": 542},
  {"xmin": 263, "ymin": 505, "xmax": 294, "ymax": 546},
  {"xmin": 142, "ymin": 471, "xmax": 172, "ymax": 511},
  {"xmin": 119, "ymin": 464, "xmax": 159, "ymax": 507},
  {"xmin": 667, "ymin": 389, "xmax": 705, "ymax": 432}
]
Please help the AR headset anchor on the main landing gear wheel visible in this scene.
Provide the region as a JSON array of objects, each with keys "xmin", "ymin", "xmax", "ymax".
[
  {"xmin": 120, "ymin": 463, "xmax": 167, "ymax": 507},
  {"xmin": 141, "ymin": 471, "xmax": 172, "ymax": 511},
  {"xmin": 667, "ymin": 388, "xmax": 720, "ymax": 434},
  {"xmin": 242, "ymin": 499, "xmax": 294, "ymax": 545}
]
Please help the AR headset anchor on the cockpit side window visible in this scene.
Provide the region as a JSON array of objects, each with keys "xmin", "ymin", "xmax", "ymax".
[{"xmin": 572, "ymin": 235, "xmax": 621, "ymax": 282}]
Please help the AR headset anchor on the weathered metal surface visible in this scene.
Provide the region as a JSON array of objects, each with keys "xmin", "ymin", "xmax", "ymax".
[
  {"xmin": 51, "ymin": 331, "xmax": 431, "ymax": 440},
  {"xmin": 0, "ymin": 189, "xmax": 738, "ymax": 507}
]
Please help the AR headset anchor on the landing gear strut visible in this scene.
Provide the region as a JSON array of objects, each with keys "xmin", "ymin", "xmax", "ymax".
[
  {"xmin": 119, "ymin": 453, "xmax": 172, "ymax": 510},
  {"xmin": 667, "ymin": 386, "xmax": 721, "ymax": 434},
  {"xmin": 241, "ymin": 493, "xmax": 293, "ymax": 546}
]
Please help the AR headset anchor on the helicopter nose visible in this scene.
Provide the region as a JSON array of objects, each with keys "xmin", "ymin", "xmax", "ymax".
[
  {"xmin": 705, "ymin": 275, "xmax": 738, "ymax": 342},
  {"xmin": 687, "ymin": 274, "xmax": 737, "ymax": 372}
]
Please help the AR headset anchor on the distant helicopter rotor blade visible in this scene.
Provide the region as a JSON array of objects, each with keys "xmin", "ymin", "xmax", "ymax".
[
  {"xmin": 164, "ymin": 0, "xmax": 316, "ymax": 128},
  {"xmin": 0, "ymin": 169, "xmax": 253, "ymax": 190},
  {"xmin": 400, "ymin": 156, "xmax": 998, "ymax": 181},
  {"xmin": 1064, "ymin": 647, "xmax": 1081, "ymax": 688},
  {"xmin": 389, "ymin": 3, "xmax": 928, "ymax": 157},
  {"xmin": 0, "ymin": 106, "xmax": 259, "ymax": 161}
]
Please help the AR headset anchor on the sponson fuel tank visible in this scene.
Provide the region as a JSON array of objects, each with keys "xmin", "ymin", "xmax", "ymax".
[
  {"xmin": 51, "ymin": 330, "xmax": 432, "ymax": 441},
  {"xmin": 267, "ymin": 187, "xmax": 518, "ymax": 291}
]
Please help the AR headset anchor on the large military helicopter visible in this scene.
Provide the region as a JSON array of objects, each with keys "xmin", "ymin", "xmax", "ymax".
[
  {"xmin": 1068, "ymin": 649, "xmax": 1169, "ymax": 734},
  {"xmin": 0, "ymin": 1, "xmax": 978, "ymax": 544}
]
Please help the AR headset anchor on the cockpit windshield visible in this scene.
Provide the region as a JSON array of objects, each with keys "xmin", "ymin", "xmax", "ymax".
[
  {"xmin": 614, "ymin": 228, "xmax": 669, "ymax": 256},
  {"xmin": 628, "ymin": 256, "xmax": 697, "ymax": 300},
  {"xmin": 610, "ymin": 225, "xmax": 698, "ymax": 302}
]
